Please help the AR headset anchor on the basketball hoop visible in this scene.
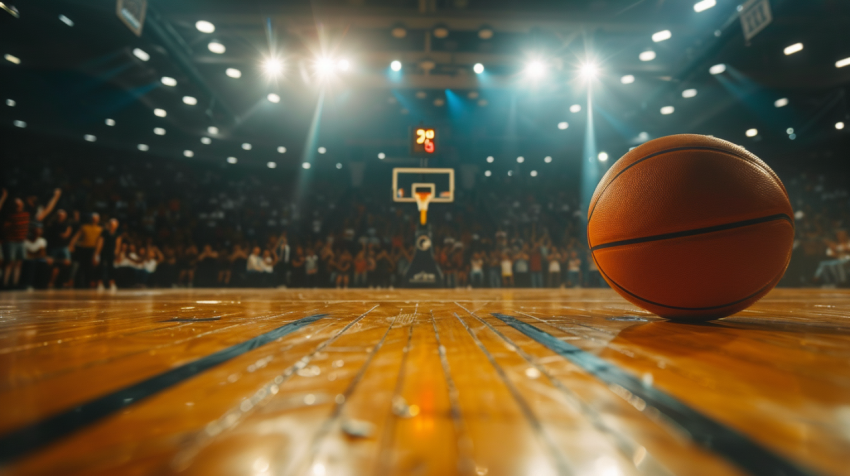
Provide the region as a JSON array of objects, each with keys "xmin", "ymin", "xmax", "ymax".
[{"xmin": 414, "ymin": 191, "xmax": 432, "ymax": 225}]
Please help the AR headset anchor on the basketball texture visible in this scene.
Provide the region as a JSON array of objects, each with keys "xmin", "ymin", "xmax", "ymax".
[{"xmin": 588, "ymin": 134, "xmax": 794, "ymax": 320}]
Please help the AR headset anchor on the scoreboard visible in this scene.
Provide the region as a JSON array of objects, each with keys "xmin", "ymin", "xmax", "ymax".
[{"xmin": 411, "ymin": 126, "xmax": 437, "ymax": 155}]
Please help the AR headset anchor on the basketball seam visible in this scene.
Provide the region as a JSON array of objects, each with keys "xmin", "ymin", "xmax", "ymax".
[
  {"xmin": 586, "ymin": 146, "xmax": 788, "ymax": 248},
  {"xmin": 590, "ymin": 213, "xmax": 793, "ymax": 251}
]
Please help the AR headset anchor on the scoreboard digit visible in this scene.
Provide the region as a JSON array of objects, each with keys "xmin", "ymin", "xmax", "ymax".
[{"xmin": 411, "ymin": 126, "xmax": 437, "ymax": 155}]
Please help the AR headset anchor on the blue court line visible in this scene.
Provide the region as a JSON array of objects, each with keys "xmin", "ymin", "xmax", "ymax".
[
  {"xmin": 490, "ymin": 313, "xmax": 821, "ymax": 476},
  {"xmin": 0, "ymin": 313, "xmax": 327, "ymax": 464}
]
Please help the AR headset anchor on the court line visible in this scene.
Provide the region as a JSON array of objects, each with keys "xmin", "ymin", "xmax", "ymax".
[
  {"xmin": 490, "ymin": 313, "xmax": 823, "ymax": 476},
  {"xmin": 0, "ymin": 313, "xmax": 328, "ymax": 465}
]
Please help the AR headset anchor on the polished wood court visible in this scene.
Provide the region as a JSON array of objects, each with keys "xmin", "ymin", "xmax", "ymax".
[{"xmin": 0, "ymin": 289, "xmax": 849, "ymax": 476}]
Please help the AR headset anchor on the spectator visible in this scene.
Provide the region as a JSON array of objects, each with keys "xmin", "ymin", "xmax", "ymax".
[
  {"xmin": 567, "ymin": 250, "xmax": 581, "ymax": 288},
  {"xmin": 514, "ymin": 246, "xmax": 530, "ymax": 287},
  {"xmin": 336, "ymin": 249, "xmax": 352, "ymax": 288},
  {"xmin": 46, "ymin": 210, "xmax": 73, "ymax": 288},
  {"xmin": 529, "ymin": 244, "xmax": 544, "ymax": 288},
  {"xmin": 470, "ymin": 252, "xmax": 484, "ymax": 288},
  {"xmin": 501, "ymin": 252, "xmax": 514, "ymax": 287},
  {"xmin": 304, "ymin": 247, "xmax": 319, "ymax": 287},
  {"xmin": 23, "ymin": 227, "xmax": 51, "ymax": 290},
  {"xmin": 69, "ymin": 213, "xmax": 103, "ymax": 288},
  {"xmin": 2, "ymin": 195, "xmax": 29, "ymax": 288},
  {"xmin": 96, "ymin": 218, "xmax": 121, "ymax": 291},
  {"xmin": 487, "ymin": 250, "xmax": 501, "ymax": 288},
  {"xmin": 547, "ymin": 248, "xmax": 562, "ymax": 288},
  {"xmin": 353, "ymin": 249, "xmax": 368, "ymax": 287}
]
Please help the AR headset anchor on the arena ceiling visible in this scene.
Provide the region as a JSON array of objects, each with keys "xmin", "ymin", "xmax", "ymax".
[{"xmin": 1, "ymin": 0, "xmax": 849, "ymax": 171}]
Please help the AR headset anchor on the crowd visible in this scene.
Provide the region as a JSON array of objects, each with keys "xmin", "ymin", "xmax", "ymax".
[{"xmin": 1, "ymin": 143, "xmax": 849, "ymax": 290}]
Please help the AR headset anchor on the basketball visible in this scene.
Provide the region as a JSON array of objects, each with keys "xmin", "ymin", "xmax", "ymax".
[{"xmin": 587, "ymin": 134, "xmax": 795, "ymax": 320}]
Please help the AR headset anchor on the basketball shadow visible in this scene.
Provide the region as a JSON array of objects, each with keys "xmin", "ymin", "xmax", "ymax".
[{"xmin": 604, "ymin": 319, "xmax": 739, "ymax": 358}]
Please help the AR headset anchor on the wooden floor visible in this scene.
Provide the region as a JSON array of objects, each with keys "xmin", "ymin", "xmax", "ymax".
[{"xmin": 0, "ymin": 289, "xmax": 849, "ymax": 476}]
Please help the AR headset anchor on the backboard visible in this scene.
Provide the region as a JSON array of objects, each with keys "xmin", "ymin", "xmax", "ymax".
[{"xmin": 392, "ymin": 168, "xmax": 454, "ymax": 225}]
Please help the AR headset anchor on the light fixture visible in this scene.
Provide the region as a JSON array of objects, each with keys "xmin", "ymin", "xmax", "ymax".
[
  {"xmin": 226, "ymin": 68, "xmax": 242, "ymax": 78},
  {"xmin": 137, "ymin": 144, "xmax": 149, "ymax": 151},
  {"xmin": 227, "ymin": 157, "xmax": 237, "ymax": 164},
  {"xmin": 746, "ymin": 128, "xmax": 758, "ymax": 137},
  {"xmin": 267, "ymin": 93, "xmax": 280, "ymax": 103},
  {"xmin": 13, "ymin": 120, "xmax": 26, "ymax": 128},
  {"xmin": 526, "ymin": 61, "xmax": 545, "ymax": 78},
  {"xmin": 580, "ymin": 63, "xmax": 597, "ymax": 79},
  {"xmin": 390, "ymin": 60, "xmax": 402, "ymax": 72},
  {"xmin": 302, "ymin": 162, "xmax": 311, "ymax": 169},
  {"xmin": 598, "ymin": 152, "xmax": 609, "ymax": 162},
  {"xmin": 836, "ymin": 57, "xmax": 850, "ymax": 68},
  {"xmin": 621, "ymin": 75, "xmax": 635, "ymax": 84},
  {"xmin": 789, "ymin": 134, "xmax": 796, "ymax": 140},
  {"xmin": 639, "ymin": 51, "xmax": 656, "ymax": 62},
  {"xmin": 485, "ymin": 170, "xmax": 492, "ymax": 177},
  {"xmin": 337, "ymin": 59, "xmax": 351, "ymax": 71},
  {"xmin": 378, "ymin": 152, "xmax": 386, "ymax": 159},
  {"xmin": 267, "ymin": 162, "xmax": 277, "ymax": 169},
  {"xmin": 84, "ymin": 134, "xmax": 96, "ymax": 142},
  {"xmin": 507, "ymin": 171, "xmax": 513, "ymax": 176},
  {"xmin": 433, "ymin": 27, "xmax": 449, "ymax": 39},
  {"xmin": 478, "ymin": 28, "xmax": 494, "ymax": 40},
  {"xmin": 154, "ymin": 127, "xmax": 166, "ymax": 135},
  {"xmin": 682, "ymin": 88, "xmax": 698, "ymax": 98},
  {"xmin": 132, "ymin": 48, "xmax": 149, "ymax": 61},
  {"xmin": 530, "ymin": 170, "xmax": 538, "ymax": 177},
  {"xmin": 558, "ymin": 122, "xmax": 569, "ymax": 130},
  {"xmin": 433, "ymin": 98, "xmax": 445, "ymax": 107},
  {"xmin": 660, "ymin": 106, "xmax": 675, "ymax": 115},
  {"xmin": 774, "ymin": 98, "xmax": 789, "ymax": 108},
  {"xmin": 336, "ymin": 163, "xmax": 342, "ymax": 169},
  {"xmin": 786, "ymin": 128, "xmax": 794, "ymax": 134},
  {"xmin": 694, "ymin": 0, "xmax": 716, "ymax": 12},
  {"xmin": 208, "ymin": 126, "xmax": 219, "ymax": 134},
  {"xmin": 262, "ymin": 58, "xmax": 283, "ymax": 77},
  {"xmin": 544, "ymin": 156, "xmax": 552, "ymax": 163},
  {"xmin": 473, "ymin": 63, "xmax": 484, "ymax": 74},
  {"xmin": 201, "ymin": 137, "xmax": 211, "ymax": 144},
  {"xmin": 184, "ymin": 150, "xmax": 194, "ymax": 157},
  {"xmin": 570, "ymin": 104, "xmax": 581, "ymax": 113},
  {"xmin": 195, "ymin": 20, "xmax": 215, "ymax": 33},
  {"xmin": 5, "ymin": 99, "xmax": 14, "ymax": 107},
  {"xmin": 652, "ymin": 30, "xmax": 672, "ymax": 42},
  {"xmin": 277, "ymin": 146, "xmax": 286, "ymax": 153},
  {"xmin": 183, "ymin": 96, "xmax": 198, "ymax": 105},
  {"xmin": 161, "ymin": 76, "xmax": 177, "ymax": 87},
  {"xmin": 154, "ymin": 108, "xmax": 167, "ymax": 117},
  {"xmin": 517, "ymin": 156, "xmax": 524, "ymax": 163},
  {"xmin": 837, "ymin": 122, "xmax": 846, "ymax": 130},
  {"xmin": 58, "ymin": 14, "xmax": 74, "ymax": 27},
  {"xmin": 486, "ymin": 156, "xmax": 494, "ymax": 163},
  {"xmin": 317, "ymin": 147, "xmax": 326, "ymax": 154},
  {"xmin": 208, "ymin": 42, "xmax": 226, "ymax": 54},
  {"xmin": 240, "ymin": 143, "xmax": 251, "ymax": 151},
  {"xmin": 784, "ymin": 43, "xmax": 803, "ymax": 56},
  {"xmin": 105, "ymin": 118, "xmax": 115, "ymax": 126},
  {"xmin": 710, "ymin": 63, "xmax": 726, "ymax": 74}
]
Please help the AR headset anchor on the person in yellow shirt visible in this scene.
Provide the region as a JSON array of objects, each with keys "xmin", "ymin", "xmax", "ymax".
[{"xmin": 69, "ymin": 213, "xmax": 103, "ymax": 288}]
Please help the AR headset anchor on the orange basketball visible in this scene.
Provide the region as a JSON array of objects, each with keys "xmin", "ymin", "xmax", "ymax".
[{"xmin": 587, "ymin": 134, "xmax": 794, "ymax": 320}]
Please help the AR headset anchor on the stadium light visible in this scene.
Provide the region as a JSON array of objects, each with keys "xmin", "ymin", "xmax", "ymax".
[
  {"xmin": 84, "ymin": 134, "xmax": 96, "ymax": 142},
  {"xmin": 5, "ymin": 99, "xmax": 14, "ymax": 107},
  {"xmin": 682, "ymin": 89, "xmax": 697, "ymax": 98},
  {"xmin": 558, "ymin": 122, "xmax": 569, "ymax": 130},
  {"xmin": 208, "ymin": 42, "xmax": 226, "ymax": 54},
  {"xmin": 302, "ymin": 162, "xmax": 311, "ymax": 169},
  {"xmin": 58, "ymin": 15, "xmax": 74, "ymax": 27},
  {"xmin": 786, "ymin": 128, "xmax": 794, "ymax": 134},
  {"xmin": 195, "ymin": 21, "xmax": 215, "ymax": 33},
  {"xmin": 390, "ymin": 60, "xmax": 402, "ymax": 71},
  {"xmin": 183, "ymin": 96, "xmax": 198, "ymax": 105},
  {"xmin": 267, "ymin": 162, "xmax": 277, "ymax": 169},
  {"xmin": 517, "ymin": 156, "xmax": 524, "ymax": 163},
  {"xmin": 105, "ymin": 118, "xmax": 115, "ymax": 126},
  {"xmin": 525, "ymin": 61, "xmax": 546, "ymax": 78},
  {"xmin": 621, "ymin": 75, "xmax": 635, "ymax": 84},
  {"xmin": 378, "ymin": 152, "xmax": 386, "ymax": 159},
  {"xmin": 267, "ymin": 93, "xmax": 280, "ymax": 103},
  {"xmin": 544, "ymin": 156, "xmax": 552, "ymax": 163},
  {"xmin": 837, "ymin": 122, "xmax": 846, "ymax": 130},
  {"xmin": 318, "ymin": 147, "xmax": 327, "ymax": 154},
  {"xmin": 153, "ymin": 127, "xmax": 166, "ymax": 135},
  {"xmin": 660, "ymin": 106, "xmax": 675, "ymax": 115},
  {"xmin": 774, "ymin": 98, "xmax": 788, "ymax": 108},
  {"xmin": 570, "ymin": 104, "xmax": 581, "ymax": 113},
  {"xmin": 836, "ymin": 57, "xmax": 850, "ymax": 68},
  {"xmin": 201, "ymin": 137, "xmax": 211, "ymax": 144},
  {"xmin": 208, "ymin": 126, "xmax": 219, "ymax": 134},
  {"xmin": 598, "ymin": 152, "xmax": 609, "ymax": 162},
  {"xmin": 710, "ymin": 63, "xmax": 726, "ymax": 74},
  {"xmin": 485, "ymin": 170, "xmax": 492, "ymax": 177},
  {"xmin": 337, "ymin": 59, "xmax": 351, "ymax": 71},
  {"xmin": 652, "ymin": 30, "xmax": 671, "ymax": 42},
  {"xmin": 530, "ymin": 170, "xmax": 538, "ymax": 177},
  {"xmin": 316, "ymin": 58, "xmax": 335, "ymax": 77},
  {"xmin": 242, "ymin": 143, "xmax": 252, "ymax": 150},
  {"xmin": 263, "ymin": 59, "xmax": 283, "ymax": 77},
  {"xmin": 486, "ymin": 156, "xmax": 494, "ymax": 163},
  {"xmin": 227, "ymin": 157, "xmax": 237, "ymax": 164},
  {"xmin": 336, "ymin": 163, "xmax": 343, "ymax": 169},
  {"xmin": 277, "ymin": 146, "xmax": 286, "ymax": 153},
  {"xmin": 132, "ymin": 48, "xmax": 149, "ymax": 61},
  {"xmin": 184, "ymin": 150, "xmax": 194, "ymax": 158},
  {"xmin": 137, "ymin": 144, "xmax": 148, "ymax": 151},
  {"xmin": 12, "ymin": 120, "xmax": 25, "ymax": 128},
  {"xmin": 161, "ymin": 76, "xmax": 177, "ymax": 87},
  {"xmin": 694, "ymin": 0, "xmax": 716, "ymax": 12},
  {"xmin": 473, "ymin": 63, "xmax": 484, "ymax": 74},
  {"xmin": 580, "ymin": 63, "xmax": 597, "ymax": 79},
  {"xmin": 784, "ymin": 43, "xmax": 803, "ymax": 56},
  {"xmin": 226, "ymin": 68, "xmax": 242, "ymax": 78},
  {"xmin": 639, "ymin": 51, "xmax": 656, "ymax": 62},
  {"xmin": 154, "ymin": 108, "xmax": 166, "ymax": 117},
  {"xmin": 746, "ymin": 128, "xmax": 758, "ymax": 137}
]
